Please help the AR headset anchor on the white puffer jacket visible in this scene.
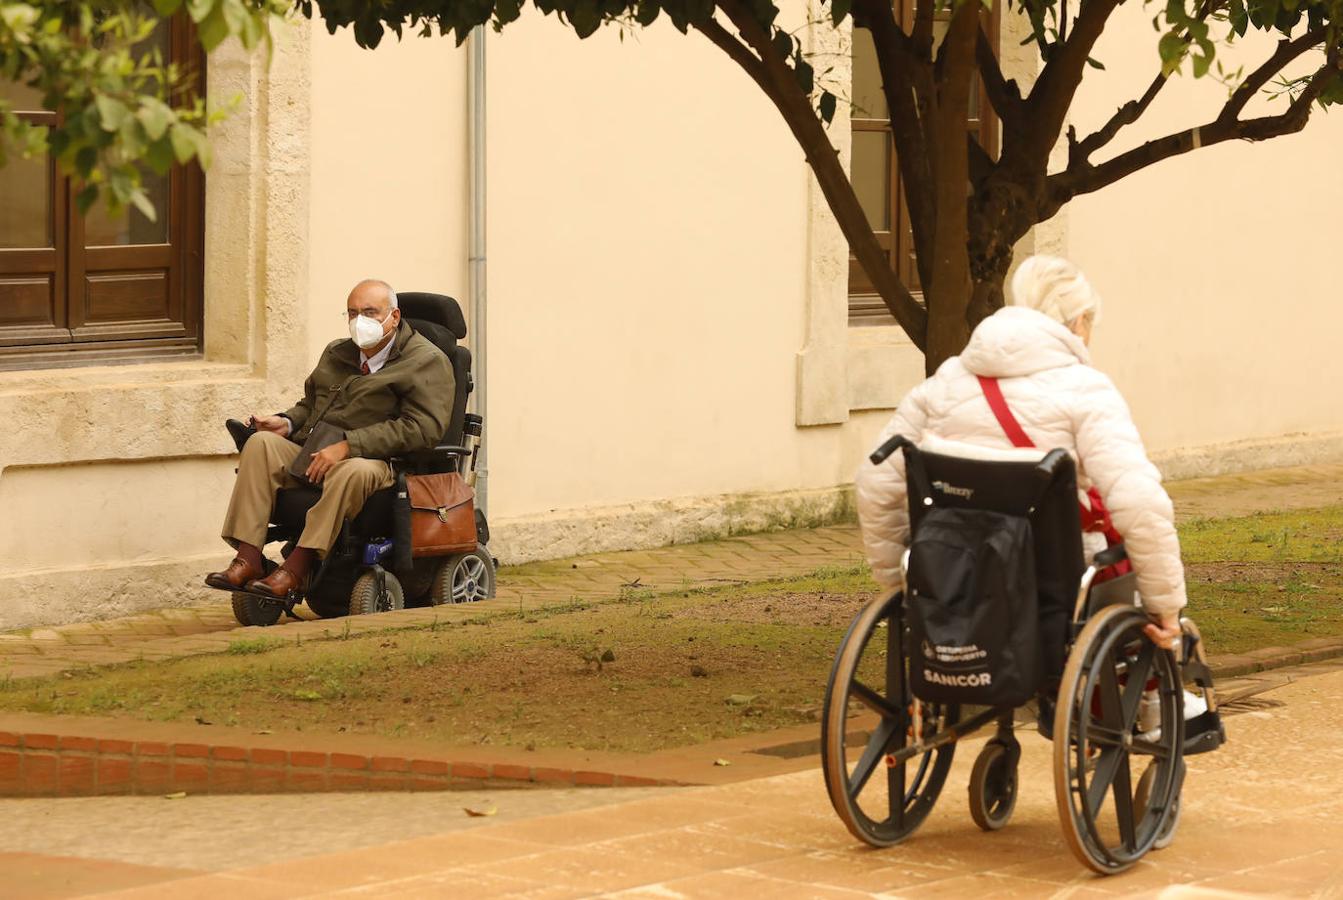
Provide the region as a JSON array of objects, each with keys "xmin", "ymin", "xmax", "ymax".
[{"xmin": 855, "ymin": 306, "xmax": 1186, "ymax": 617}]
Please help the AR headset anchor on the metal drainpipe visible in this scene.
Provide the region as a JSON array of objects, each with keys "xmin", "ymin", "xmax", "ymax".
[{"xmin": 468, "ymin": 27, "xmax": 488, "ymax": 517}]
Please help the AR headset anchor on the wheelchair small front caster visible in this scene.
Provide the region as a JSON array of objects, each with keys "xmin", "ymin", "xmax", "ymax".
[
  {"xmin": 969, "ymin": 738, "xmax": 1019, "ymax": 831},
  {"xmin": 348, "ymin": 567, "xmax": 405, "ymax": 616},
  {"xmin": 231, "ymin": 592, "xmax": 283, "ymax": 627}
]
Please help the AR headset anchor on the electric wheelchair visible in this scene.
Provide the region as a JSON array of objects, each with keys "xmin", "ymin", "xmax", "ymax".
[
  {"xmin": 223, "ymin": 292, "xmax": 495, "ymax": 627},
  {"xmin": 821, "ymin": 435, "xmax": 1225, "ymax": 874}
]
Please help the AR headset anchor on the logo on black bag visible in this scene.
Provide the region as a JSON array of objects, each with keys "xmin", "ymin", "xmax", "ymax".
[
  {"xmin": 923, "ymin": 669, "xmax": 993, "ymax": 687},
  {"xmin": 931, "ymin": 480, "xmax": 974, "ymax": 499}
]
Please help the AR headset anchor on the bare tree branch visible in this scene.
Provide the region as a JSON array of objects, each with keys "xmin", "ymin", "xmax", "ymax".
[
  {"xmin": 913, "ymin": 0, "xmax": 934, "ymax": 57},
  {"xmin": 1068, "ymin": 71, "xmax": 1169, "ymax": 165},
  {"xmin": 1024, "ymin": 0, "xmax": 1122, "ymax": 163},
  {"xmin": 1220, "ymin": 28, "xmax": 1326, "ymax": 122},
  {"xmin": 701, "ymin": 1, "xmax": 929, "ymax": 346},
  {"xmin": 1048, "ymin": 52, "xmax": 1337, "ymax": 206},
  {"xmin": 977, "ymin": 21, "xmax": 1021, "ymax": 126}
]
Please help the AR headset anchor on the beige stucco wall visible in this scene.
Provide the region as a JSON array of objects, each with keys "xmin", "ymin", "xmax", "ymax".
[
  {"xmin": 307, "ymin": 27, "xmax": 471, "ymax": 359},
  {"xmin": 1060, "ymin": 7, "xmax": 1343, "ymax": 463}
]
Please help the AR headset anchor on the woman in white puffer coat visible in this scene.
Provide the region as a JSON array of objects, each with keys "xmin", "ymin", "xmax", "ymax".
[{"xmin": 855, "ymin": 255, "xmax": 1185, "ymax": 649}]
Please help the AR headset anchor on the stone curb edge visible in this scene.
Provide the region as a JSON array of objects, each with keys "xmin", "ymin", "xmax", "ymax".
[
  {"xmin": 0, "ymin": 732, "xmax": 689, "ymax": 798},
  {"xmin": 1207, "ymin": 635, "xmax": 1343, "ymax": 679}
]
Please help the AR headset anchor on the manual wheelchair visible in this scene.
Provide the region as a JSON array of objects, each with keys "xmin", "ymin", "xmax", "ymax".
[
  {"xmin": 223, "ymin": 292, "xmax": 495, "ymax": 627},
  {"xmin": 821, "ymin": 435, "xmax": 1225, "ymax": 874}
]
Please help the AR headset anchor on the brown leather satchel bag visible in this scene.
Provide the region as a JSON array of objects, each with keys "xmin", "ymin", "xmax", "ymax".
[{"xmin": 406, "ymin": 472, "xmax": 477, "ymax": 557}]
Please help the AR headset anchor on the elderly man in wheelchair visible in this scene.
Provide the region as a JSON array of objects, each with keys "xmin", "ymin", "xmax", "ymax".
[
  {"xmin": 821, "ymin": 256, "xmax": 1225, "ymax": 874},
  {"xmin": 205, "ymin": 279, "xmax": 495, "ymax": 627}
]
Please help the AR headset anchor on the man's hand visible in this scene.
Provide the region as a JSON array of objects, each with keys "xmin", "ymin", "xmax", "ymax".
[
  {"xmin": 1143, "ymin": 612, "xmax": 1182, "ymax": 651},
  {"xmin": 250, "ymin": 414, "xmax": 289, "ymax": 435},
  {"xmin": 306, "ymin": 440, "xmax": 351, "ymax": 485}
]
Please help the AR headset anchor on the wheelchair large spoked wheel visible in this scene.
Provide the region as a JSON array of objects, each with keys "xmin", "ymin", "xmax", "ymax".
[
  {"xmin": 822, "ymin": 592, "xmax": 958, "ymax": 847},
  {"xmin": 1054, "ymin": 604, "xmax": 1185, "ymax": 874}
]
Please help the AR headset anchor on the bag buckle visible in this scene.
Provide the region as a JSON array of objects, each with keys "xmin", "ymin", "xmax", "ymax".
[{"xmin": 437, "ymin": 507, "xmax": 450, "ymax": 523}]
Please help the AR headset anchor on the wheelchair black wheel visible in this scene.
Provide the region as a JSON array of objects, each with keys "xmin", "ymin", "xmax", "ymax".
[
  {"xmin": 821, "ymin": 592, "xmax": 958, "ymax": 848},
  {"xmin": 968, "ymin": 740, "xmax": 1018, "ymax": 832},
  {"xmin": 1054, "ymin": 604, "xmax": 1184, "ymax": 874},
  {"xmin": 1135, "ymin": 760, "xmax": 1181, "ymax": 850},
  {"xmin": 348, "ymin": 571, "xmax": 405, "ymax": 616},
  {"xmin": 231, "ymin": 591, "xmax": 282, "ymax": 627},
  {"xmin": 430, "ymin": 548, "xmax": 496, "ymax": 605}
]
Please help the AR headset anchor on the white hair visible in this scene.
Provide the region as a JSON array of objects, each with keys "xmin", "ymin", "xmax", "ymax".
[{"xmin": 1009, "ymin": 255, "xmax": 1101, "ymax": 327}]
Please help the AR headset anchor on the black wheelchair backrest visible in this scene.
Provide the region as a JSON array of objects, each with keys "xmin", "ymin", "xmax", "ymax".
[
  {"xmin": 894, "ymin": 436, "xmax": 1086, "ymax": 678},
  {"xmin": 397, "ymin": 291, "xmax": 473, "ymax": 448}
]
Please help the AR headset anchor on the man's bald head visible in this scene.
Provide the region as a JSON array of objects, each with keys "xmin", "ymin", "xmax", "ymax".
[{"xmin": 348, "ymin": 279, "xmax": 398, "ymax": 313}]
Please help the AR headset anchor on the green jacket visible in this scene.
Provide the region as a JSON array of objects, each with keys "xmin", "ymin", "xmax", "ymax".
[{"xmin": 280, "ymin": 323, "xmax": 455, "ymax": 460}]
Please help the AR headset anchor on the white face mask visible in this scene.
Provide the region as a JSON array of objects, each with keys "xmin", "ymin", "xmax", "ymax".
[{"xmin": 349, "ymin": 309, "xmax": 393, "ymax": 350}]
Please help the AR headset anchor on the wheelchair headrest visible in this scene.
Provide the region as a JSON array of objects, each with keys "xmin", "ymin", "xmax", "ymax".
[{"xmin": 398, "ymin": 292, "xmax": 467, "ymax": 340}]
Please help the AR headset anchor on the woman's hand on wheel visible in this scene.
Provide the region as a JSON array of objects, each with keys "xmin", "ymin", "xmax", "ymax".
[{"xmin": 1143, "ymin": 613, "xmax": 1182, "ymax": 650}]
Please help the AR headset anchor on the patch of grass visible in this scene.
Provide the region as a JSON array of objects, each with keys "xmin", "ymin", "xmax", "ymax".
[
  {"xmin": 1179, "ymin": 506, "xmax": 1343, "ymax": 564},
  {"xmin": 226, "ymin": 637, "xmax": 283, "ymax": 656},
  {"xmin": 3, "ymin": 509, "xmax": 1341, "ymax": 753}
]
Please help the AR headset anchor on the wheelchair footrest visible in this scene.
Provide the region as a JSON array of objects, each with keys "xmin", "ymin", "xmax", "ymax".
[{"xmin": 1183, "ymin": 710, "xmax": 1226, "ymax": 755}]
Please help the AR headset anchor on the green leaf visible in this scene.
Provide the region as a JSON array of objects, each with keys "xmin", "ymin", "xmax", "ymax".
[
  {"xmin": 197, "ymin": 1, "xmax": 230, "ymax": 51},
  {"xmin": 137, "ymin": 99, "xmax": 173, "ymax": 141},
  {"xmin": 168, "ymin": 122, "xmax": 196, "ymax": 164},
  {"xmin": 0, "ymin": 3, "xmax": 39, "ymax": 34},
  {"xmin": 75, "ymin": 183, "xmax": 100, "ymax": 215},
  {"xmin": 635, "ymin": 0, "xmax": 659, "ymax": 25},
  {"xmin": 819, "ymin": 90, "xmax": 837, "ymax": 124},
  {"xmin": 830, "ymin": 0, "xmax": 851, "ymax": 26},
  {"xmin": 74, "ymin": 146, "xmax": 98, "ymax": 179},
  {"xmin": 130, "ymin": 188, "xmax": 159, "ymax": 223},
  {"xmin": 145, "ymin": 135, "xmax": 176, "ymax": 175},
  {"xmin": 1086, "ymin": 56, "xmax": 1106, "ymax": 70},
  {"xmin": 497, "ymin": 0, "xmax": 525, "ymax": 26},
  {"xmin": 1158, "ymin": 31, "xmax": 1186, "ymax": 76},
  {"xmin": 1192, "ymin": 52, "xmax": 1211, "ymax": 77},
  {"xmin": 95, "ymin": 95, "xmax": 131, "ymax": 132},
  {"xmin": 569, "ymin": 0, "xmax": 601, "ymax": 38}
]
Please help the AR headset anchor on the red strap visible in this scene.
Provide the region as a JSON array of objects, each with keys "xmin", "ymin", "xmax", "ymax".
[
  {"xmin": 977, "ymin": 376, "xmax": 1035, "ymax": 449},
  {"xmin": 977, "ymin": 376, "xmax": 1128, "ymax": 568}
]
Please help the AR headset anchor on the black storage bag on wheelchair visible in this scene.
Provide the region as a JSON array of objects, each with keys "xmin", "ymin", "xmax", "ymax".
[{"xmin": 907, "ymin": 506, "xmax": 1040, "ymax": 706}]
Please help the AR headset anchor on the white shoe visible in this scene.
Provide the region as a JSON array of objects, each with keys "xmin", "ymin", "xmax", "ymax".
[{"xmin": 1139, "ymin": 690, "xmax": 1206, "ymax": 742}]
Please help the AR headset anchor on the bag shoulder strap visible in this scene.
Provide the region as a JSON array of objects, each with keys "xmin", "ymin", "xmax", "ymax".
[{"xmin": 977, "ymin": 376, "xmax": 1035, "ymax": 449}]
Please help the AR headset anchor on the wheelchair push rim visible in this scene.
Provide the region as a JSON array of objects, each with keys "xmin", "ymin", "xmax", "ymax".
[
  {"xmin": 821, "ymin": 592, "xmax": 958, "ymax": 848},
  {"xmin": 1053, "ymin": 603, "xmax": 1185, "ymax": 874}
]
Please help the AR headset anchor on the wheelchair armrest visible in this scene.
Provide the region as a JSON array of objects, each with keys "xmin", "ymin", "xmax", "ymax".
[
  {"xmin": 1093, "ymin": 542, "xmax": 1127, "ymax": 569},
  {"xmin": 390, "ymin": 444, "xmax": 472, "ymax": 474},
  {"xmin": 225, "ymin": 418, "xmax": 256, "ymax": 453}
]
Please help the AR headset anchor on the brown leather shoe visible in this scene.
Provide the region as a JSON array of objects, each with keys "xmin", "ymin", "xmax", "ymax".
[
  {"xmin": 246, "ymin": 566, "xmax": 307, "ymax": 600},
  {"xmin": 205, "ymin": 557, "xmax": 264, "ymax": 591}
]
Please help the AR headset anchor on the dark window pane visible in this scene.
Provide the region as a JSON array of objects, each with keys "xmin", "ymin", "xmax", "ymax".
[
  {"xmin": 851, "ymin": 28, "xmax": 889, "ymax": 120},
  {"xmin": 0, "ymin": 152, "xmax": 51, "ymax": 248},
  {"xmin": 852, "ymin": 130, "xmax": 891, "ymax": 231},
  {"xmin": 83, "ymin": 169, "xmax": 170, "ymax": 246}
]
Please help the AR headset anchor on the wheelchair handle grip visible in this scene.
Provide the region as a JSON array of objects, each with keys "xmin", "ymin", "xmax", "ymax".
[
  {"xmin": 1092, "ymin": 541, "xmax": 1128, "ymax": 569},
  {"xmin": 1035, "ymin": 447, "xmax": 1072, "ymax": 478},
  {"xmin": 869, "ymin": 434, "xmax": 915, "ymax": 466}
]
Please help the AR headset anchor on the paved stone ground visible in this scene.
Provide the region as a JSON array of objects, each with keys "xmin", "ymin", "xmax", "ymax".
[
  {"xmin": 2, "ymin": 463, "xmax": 1341, "ymax": 683},
  {"xmin": 3, "ymin": 658, "xmax": 1340, "ymax": 897}
]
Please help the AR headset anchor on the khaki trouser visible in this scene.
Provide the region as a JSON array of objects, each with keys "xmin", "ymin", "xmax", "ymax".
[{"xmin": 221, "ymin": 431, "xmax": 393, "ymax": 555}]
